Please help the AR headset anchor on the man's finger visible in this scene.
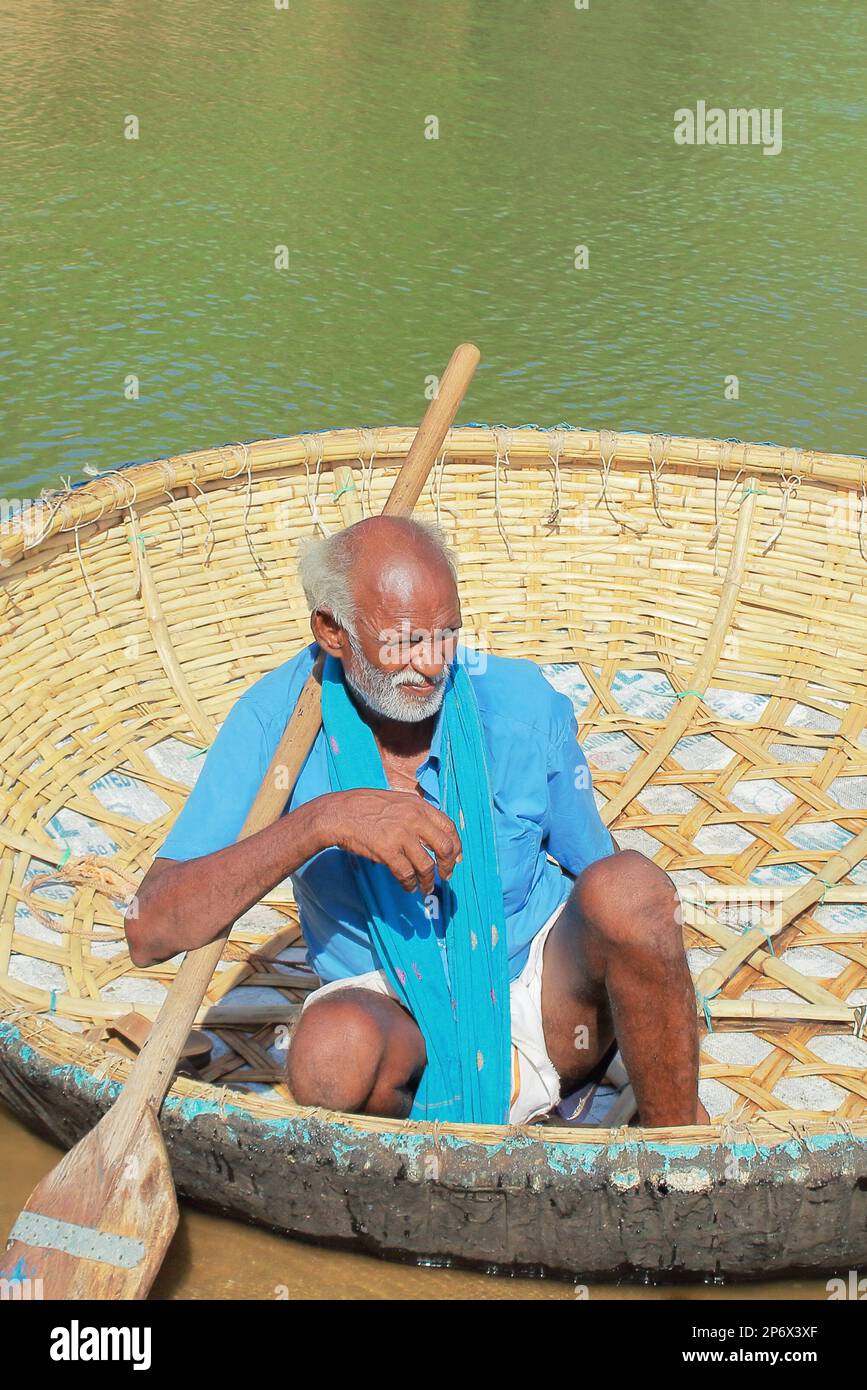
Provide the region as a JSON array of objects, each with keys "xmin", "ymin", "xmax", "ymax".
[
  {"xmin": 420, "ymin": 840, "xmax": 460, "ymax": 880},
  {"xmin": 389, "ymin": 849, "xmax": 421, "ymax": 894},
  {"xmin": 402, "ymin": 837, "xmax": 436, "ymax": 896},
  {"xmin": 416, "ymin": 806, "xmax": 462, "ymax": 869}
]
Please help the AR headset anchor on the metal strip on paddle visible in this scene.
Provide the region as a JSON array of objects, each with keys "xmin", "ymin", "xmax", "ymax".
[{"xmin": 8, "ymin": 1211, "xmax": 145, "ymax": 1269}]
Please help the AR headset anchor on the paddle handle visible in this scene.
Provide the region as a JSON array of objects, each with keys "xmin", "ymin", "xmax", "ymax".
[
  {"xmin": 382, "ymin": 343, "xmax": 480, "ymax": 515},
  {"xmin": 119, "ymin": 344, "xmax": 481, "ymax": 1117}
]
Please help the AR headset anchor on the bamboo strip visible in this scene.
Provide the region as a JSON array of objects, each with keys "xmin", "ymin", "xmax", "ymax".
[
  {"xmin": 682, "ymin": 899, "xmax": 851, "ymax": 1011},
  {"xmin": 695, "ymin": 823, "xmax": 867, "ymax": 999},
  {"xmin": 601, "ymin": 482, "xmax": 758, "ymax": 823},
  {"xmin": 126, "ymin": 511, "xmax": 217, "ymax": 746}
]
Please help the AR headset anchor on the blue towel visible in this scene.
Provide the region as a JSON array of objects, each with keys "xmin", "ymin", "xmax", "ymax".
[{"xmin": 321, "ymin": 654, "xmax": 511, "ymax": 1123}]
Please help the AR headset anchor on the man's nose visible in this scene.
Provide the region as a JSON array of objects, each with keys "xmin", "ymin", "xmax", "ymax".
[{"xmin": 409, "ymin": 638, "xmax": 446, "ymax": 680}]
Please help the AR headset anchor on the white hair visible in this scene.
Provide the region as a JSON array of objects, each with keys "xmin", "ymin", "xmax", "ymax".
[{"xmin": 297, "ymin": 517, "xmax": 458, "ymax": 633}]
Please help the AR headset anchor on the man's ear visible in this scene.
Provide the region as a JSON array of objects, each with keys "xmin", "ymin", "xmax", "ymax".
[{"xmin": 310, "ymin": 609, "xmax": 345, "ymax": 658}]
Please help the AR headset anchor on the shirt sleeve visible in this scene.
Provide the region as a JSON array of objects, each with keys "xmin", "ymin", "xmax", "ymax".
[
  {"xmin": 543, "ymin": 690, "xmax": 614, "ymax": 875},
  {"xmin": 157, "ymin": 697, "xmax": 273, "ymax": 862}
]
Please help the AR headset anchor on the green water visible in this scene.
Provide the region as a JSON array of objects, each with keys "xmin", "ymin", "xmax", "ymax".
[{"xmin": 0, "ymin": 0, "xmax": 864, "ymax": 499}]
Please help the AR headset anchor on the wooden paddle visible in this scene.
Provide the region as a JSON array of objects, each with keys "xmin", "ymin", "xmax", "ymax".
[{"xmin": 2, "ymin": 342, "xmax": 481, "ymax": 1300}]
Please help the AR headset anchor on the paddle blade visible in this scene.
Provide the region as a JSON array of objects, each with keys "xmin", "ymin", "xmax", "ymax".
[{"xmin": 2, "ymin": 1102, "xmax": 177, "ymax": 1300}]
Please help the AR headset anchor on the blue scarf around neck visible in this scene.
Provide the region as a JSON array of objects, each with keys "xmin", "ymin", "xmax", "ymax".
[{"xmin": 321, "ymin": 653, "xmax": 511, "ymax": 1124}]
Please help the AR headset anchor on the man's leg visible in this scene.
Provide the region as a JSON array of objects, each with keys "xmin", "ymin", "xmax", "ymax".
[
  {"xmin": 540, "ymin": 849, "xmax": 708, "ymax": 1126},
  {"xmin": 287, "ymin": 987, "xmax": 426, "ymax": 1118}
]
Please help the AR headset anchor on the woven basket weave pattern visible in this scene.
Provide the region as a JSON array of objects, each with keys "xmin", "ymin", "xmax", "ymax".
[{"xmin": 1, "ymin": 426, "xmax": 865, "ymax": 1139}]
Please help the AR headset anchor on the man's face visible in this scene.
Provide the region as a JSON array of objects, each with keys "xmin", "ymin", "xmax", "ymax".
[{"xmin": 341, "ymin": 556, "xmax": 461, "ymax": 724}]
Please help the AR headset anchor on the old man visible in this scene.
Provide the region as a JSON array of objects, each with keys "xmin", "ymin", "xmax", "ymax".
[{"xmin": 127, "ymin": 517, "xmax": 708, "ymax": 1127}]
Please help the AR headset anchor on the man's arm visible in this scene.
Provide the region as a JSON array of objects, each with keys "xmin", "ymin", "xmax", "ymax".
[
  {"xmin": 126, "ymin": 789, "xmax": 462, "ymax": 968},
  {"xmin": 126, "ymin": 798, "xmax": 328, "ymax": 967}
]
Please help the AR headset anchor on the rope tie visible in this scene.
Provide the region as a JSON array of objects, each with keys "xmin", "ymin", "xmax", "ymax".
[
  {"xmin": 222, "ymin": 441, "xmax": 250, "ymax": 482},
  {"xmin": 126, "ymin": 502, "xmax": 144, "ymax": 598},
  {"xmin": 332, "ymin": 479, "xmax": 356, "ymax": 501},
  {"xmin": 546, "ymin": 429, "xmax": 565, "ymax": 528},
  {"xmin": 492, "ymin": 428, "xmax": 515, "ymax": 560},
  {"xmin": 72, "ymin": 517, "xmax": 100, "ymax": 611},
  {"xmin": 158, "ymin": 462, "xmax": 185, "ymax": 556},
  {"xmin": 817, "ymin": 877, "xmax": 834, "ymax": 905},
  {"xmin": 742, "ymin": 920, "xmax": 776, "ymax": 955},
  {"xmin": 429, "ymin": 448, "xmax": 459, "ymax": 540},
  {"xmin": 188, "ymin": 477, "xmax": 216, "ymax": 566},
  {"xmin": 432, "ymin": 447, "xmax": 447, "ymax": 530},
  {"xmin": 761, "ymin": 450, "xmax": 802, "ymax": 556},
  {"xmin": 358, "ymin": 428, "xmax": 377, "ymax": 517},
  {"xmin": 31, "ymin": 490, "xmax": 67, "ymax": 549},
  {"xmin": 674, "ymin": 688, "xmax": 706, "ymax": 702},
  {"xmin": 708, "ymin": 446, "xmax": 745, "ymax": 575},
  {"xmin": 737, "ymin": 483, "xmax": 769, "ymax": 504},
  {"xmin": 9, "ymin": 467, "xmax": 123, "ymax": 566},
  {"xmin": 359, "ymin": 452, "xmax": 374, "ymax": 517},
  {"xmin": 231, "ymin": 444, "xmax": 269, "ymax": 577},
  {"xmin": 104, "ymin": 467, "xmax": 139, "ymax": 513},
  {"xmin": 597, "ymin": 429, "xmax": 644, "ymax": 537},
  {"xmin": 648, "ymin": 434, "xmax": 673, "ymax": 528},
  {"xmin": 696, "ymin": 984, "xmax": 722, "ymax": 1032},
  {"xmin": 302, "ymin": 435, "xmax": 330, "ymax": 538}
]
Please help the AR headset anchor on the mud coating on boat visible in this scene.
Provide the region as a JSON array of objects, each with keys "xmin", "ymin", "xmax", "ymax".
[{"xmin": 2, "ymin": 1020, "xmax": 865, "ymax": 1282}]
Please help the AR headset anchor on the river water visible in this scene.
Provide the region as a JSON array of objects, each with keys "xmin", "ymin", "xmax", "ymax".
[
  {"xmin": 0, "ymin": 0, "xmax": 863, "ymax": 1299},
  {"xmin": 0, "ymin": 0, "xmax": 864, "ymax": 499}
]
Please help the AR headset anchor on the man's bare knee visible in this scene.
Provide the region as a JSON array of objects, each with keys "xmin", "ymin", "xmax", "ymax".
[
  {"xmin": 568, "ymin": 849, "xmax": 681, "ymax": 954},
  {"xmin": 287, "ymin": 990, "xmax": 425, "ymax": 1116}
]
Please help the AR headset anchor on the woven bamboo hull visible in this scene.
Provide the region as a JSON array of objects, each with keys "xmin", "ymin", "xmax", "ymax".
[{"xmin": 1, "ymin": 425, "xmax": 866, "ymax": 1281}]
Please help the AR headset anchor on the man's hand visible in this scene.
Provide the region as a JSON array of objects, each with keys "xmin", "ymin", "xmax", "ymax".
[{"xmin": 317, "ymin": 789, "xmax": 462, "ymax": 896}]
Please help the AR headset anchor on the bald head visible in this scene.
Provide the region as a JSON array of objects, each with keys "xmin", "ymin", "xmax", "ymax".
[{"xmin": 299, "ymin": 516, "xmax": 458, "ymax": 633}]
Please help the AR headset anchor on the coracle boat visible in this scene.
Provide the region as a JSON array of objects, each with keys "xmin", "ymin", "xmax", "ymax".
[{"xmin": 1, "ymin": 424, "xmax": 866, "ymax": 1283}]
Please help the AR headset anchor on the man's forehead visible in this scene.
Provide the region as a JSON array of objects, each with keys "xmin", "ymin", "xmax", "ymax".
[
  {"xmin": 356, "ymin": 587, "xmax": 461, "ymax": 645},
  {"xmin": 353, "ymin": 550, "xmax": 457, "ymax": 607}
]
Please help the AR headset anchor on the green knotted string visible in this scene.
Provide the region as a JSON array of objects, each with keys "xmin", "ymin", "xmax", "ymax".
[
  {"xmin": 738, "ymin": 484, "xmax": 769, "ymax": 505},
  {"xmin": 742, "ymin": 920, "xmax": 776, "ymax": 955},
  {"xmin": 696, "ymin": 984, "xmax": 722, "ymax": 1032}
]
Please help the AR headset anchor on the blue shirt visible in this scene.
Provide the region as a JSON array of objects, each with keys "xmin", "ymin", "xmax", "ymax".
[{"xmin": 158, "ymin": 644, "xmax": 614, "ymax": 984}]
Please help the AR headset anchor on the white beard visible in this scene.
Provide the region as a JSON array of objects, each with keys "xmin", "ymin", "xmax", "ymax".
[{"xmin": 344, "ymin": 631, "xmax": 448, "ymax": 723}]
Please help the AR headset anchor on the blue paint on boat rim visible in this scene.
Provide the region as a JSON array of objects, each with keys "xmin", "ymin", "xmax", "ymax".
[{"xmin": 2, "ymin": 1018, "xmax": 865, "ymax": 1177}]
